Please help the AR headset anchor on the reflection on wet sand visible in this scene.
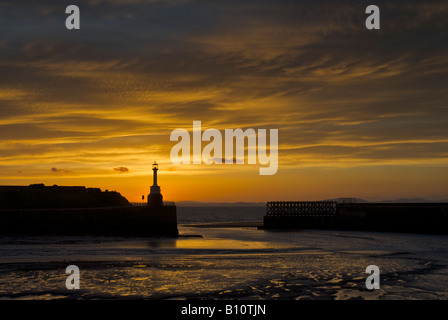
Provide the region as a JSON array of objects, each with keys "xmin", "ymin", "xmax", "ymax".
[{"xmin": 1, "ymin": 225, "xmax": 448, "ymax": 300}]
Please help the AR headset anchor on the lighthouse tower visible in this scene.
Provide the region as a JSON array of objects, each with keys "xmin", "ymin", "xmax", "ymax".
[{"xmin": 147, "ymin": 161, "xmax": 164, "ymax": 207}]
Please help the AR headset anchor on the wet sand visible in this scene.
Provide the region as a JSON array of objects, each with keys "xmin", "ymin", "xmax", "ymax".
[{"xmin": 1, "ymin": 224, "xmax": 448, "ymax": 300}]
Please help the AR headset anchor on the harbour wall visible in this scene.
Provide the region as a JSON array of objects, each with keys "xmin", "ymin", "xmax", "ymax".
[
  {"xmin": 0, "ymin": 205, "xmax": 178, "ymax": 237},
  {"xmin": 263, "ymin": 202, "xmax": 448, "ymax": 234}
]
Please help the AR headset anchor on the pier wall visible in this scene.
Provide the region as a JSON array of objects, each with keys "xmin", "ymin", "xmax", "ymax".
[
  {"xmin": 336, "ymin": 203, "xmax": 448, "ymax": 234},
  {"xmin": 0, "ymin": 206, "xmax": 178, "ymax": 237},
  {"xmin": 263, "ymin": 202, "xmax": 448, "ymax": 234}
]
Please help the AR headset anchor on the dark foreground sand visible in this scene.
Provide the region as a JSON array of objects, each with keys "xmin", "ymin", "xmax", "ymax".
[{"xmin": 1, "ymin": 225, "xmax": 448, "ymax": 300}]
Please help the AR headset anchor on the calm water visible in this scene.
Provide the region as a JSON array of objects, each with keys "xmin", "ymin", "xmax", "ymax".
[{"xmin": 1, "ymin": 206, "xmax": 448, "ymax": 300}]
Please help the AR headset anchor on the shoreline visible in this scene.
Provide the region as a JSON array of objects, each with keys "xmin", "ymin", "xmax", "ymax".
[{"xmin": 181, "ymin": 221, "xmax": 262, "ymax": 228}]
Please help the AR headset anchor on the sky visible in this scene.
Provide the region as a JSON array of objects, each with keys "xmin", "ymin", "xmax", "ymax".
[{"xmin": 0, "ymin": 0, "xmax": 447, "ymax": 202}]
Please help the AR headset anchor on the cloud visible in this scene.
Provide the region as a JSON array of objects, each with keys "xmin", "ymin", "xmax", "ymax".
[
  {"xmin": 0, "ymin": 0, "xmax": 447, "ymax": 184},
  {"xmin": 113, "ymin": 167, "xmax": 129, "ymax": 173},
  {"xmin": 50, "ymin": 167, "xmax": 71, "ymax": 173}
]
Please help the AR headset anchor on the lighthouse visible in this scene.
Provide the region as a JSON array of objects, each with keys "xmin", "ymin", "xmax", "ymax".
[{"xmin": 147, "ymin": 161, "xmax": 164, "ymax": 207}]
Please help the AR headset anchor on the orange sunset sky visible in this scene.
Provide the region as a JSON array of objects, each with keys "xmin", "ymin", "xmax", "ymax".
[{"xmin": 1, "ymin": 0, "xmax": 447, "ymax": 202}]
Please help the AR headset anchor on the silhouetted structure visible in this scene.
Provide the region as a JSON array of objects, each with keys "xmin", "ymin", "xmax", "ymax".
[
  {"xmin": 148, "ymin": 161, "xmax": 163, "ymax": 207},
  {"xmin": 0, "ymin": 163, "xmax": 178, "ymax": 236},
  {"xmin": 0, "ymin": 184, "xmax": 129, "ymax": 209},
  {"xmin": 263, "ymin": 201, "xmax": 448, "ymax": 234},
  {"xmin": 267, "ymin": 201, "xmax": 336, "ymax": 217}
]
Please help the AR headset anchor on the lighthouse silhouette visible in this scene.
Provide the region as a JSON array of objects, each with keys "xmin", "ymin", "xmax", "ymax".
[{"xmin": 147, "ymin": 161, "xmax": 163, "ymax": 207}]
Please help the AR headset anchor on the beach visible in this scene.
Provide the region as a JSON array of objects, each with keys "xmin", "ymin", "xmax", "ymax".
[{"xmin": 1, "ymin": 206, "xmax": 448, "ymax": 300}]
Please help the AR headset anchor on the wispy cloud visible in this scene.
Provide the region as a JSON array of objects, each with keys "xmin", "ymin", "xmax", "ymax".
[
  {"xmin": 50, "ymin": 167, "xmax": 71, "ymax": 173},
  {"xmin": 0, "ymin": 0, "xmax": 447, "ymax": 200},
  {"xmin": 113, "ymin": 167, "xmax": 130, "ymax": 173}
]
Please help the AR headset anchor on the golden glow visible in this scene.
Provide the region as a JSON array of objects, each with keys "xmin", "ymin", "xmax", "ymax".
[{"xmin": 1, "ymin": 1, "xmax": 447, "ymax": 203}]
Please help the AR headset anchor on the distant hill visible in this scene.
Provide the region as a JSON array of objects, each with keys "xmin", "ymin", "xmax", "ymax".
[
  {"xmin": 176, "ymin": 197, "xmax": 448, "ymax": 206},
  {"xmin": 381, "ymin": 197, "xmax": 431, "ymax": 203},
  {"xmin": 323, "ymin": 197, "xmax": 369, "ymax": 203},
  {"xmin": 325, "ymin": 197, "xmax": 448, "ymax": 204},
  {"xmin": 176, "ymin": 201, "xmax": 265, "ymax": 207}
]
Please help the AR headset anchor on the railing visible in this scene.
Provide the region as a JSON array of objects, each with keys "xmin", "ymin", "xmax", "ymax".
[
  {"xmin": 337, "ymin": 197, "xmax": 359, "ymax": 203},
  {"xmin": 266, "ymin": 201, "xmax": 337, "ymax": 217},
  {"xmin": 130, "ymin": 201, "xmax": 176, "ymax": 207},
  {"xmin": 130, "ymin": 202, "xmax": 147, "ymax": 206}
]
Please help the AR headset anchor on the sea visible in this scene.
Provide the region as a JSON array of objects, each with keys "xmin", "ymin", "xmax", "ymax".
[{"xmin": 0, "ymin": 206, "xmax": 448, "ymax": 300}]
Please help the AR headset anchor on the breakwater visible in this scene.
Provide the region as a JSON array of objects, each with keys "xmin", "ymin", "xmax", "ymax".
[
  {"xmin": 0, "ymin": 184, "xmax": 178, "ymax": 236},
  {"xmin": 263, "ymin": 201, "xmax": 448, "ymax": 234},
  {"xmin": 0, "ymin": 205, "xmax": 178, "ymax": 236}
]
